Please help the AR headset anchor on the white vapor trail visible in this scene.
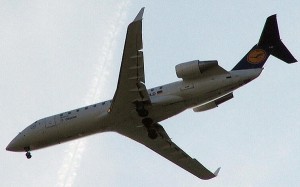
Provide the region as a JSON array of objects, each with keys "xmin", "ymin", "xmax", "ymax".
[{"xmin": 56, "ymin": 1, "xmax": 131, "ymax": 187}]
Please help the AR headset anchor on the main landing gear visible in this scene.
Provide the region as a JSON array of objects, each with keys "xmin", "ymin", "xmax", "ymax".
[
  {"xmin": 147, "ymin": 128, "xmax": 158, "ymax": 139},
  {"xmin": 24, "ymin": 147, "xmax": 32, "ymax": 159},
  {"xmin": 136, "ymin": 102, "xmax": 158, "ymax": 139},
  {"xmin": 136, "ymin": 105, "xmax": 149, "ymax": 117},
  {"xmin": 142, "ymin": 118, "xmax": 158, "ymax": 140}
]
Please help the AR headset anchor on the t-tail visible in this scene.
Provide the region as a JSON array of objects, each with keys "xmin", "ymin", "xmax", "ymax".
[{"xmin": 232, "ymin": 15, "xmax": 297, "ymax": 71}]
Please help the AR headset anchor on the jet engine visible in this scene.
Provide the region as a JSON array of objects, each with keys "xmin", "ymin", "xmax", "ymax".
[{"xmin": 175, "ymin": 60, "xmax": 218, "ymax": 79}]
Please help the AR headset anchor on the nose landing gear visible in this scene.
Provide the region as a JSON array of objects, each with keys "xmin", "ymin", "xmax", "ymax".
[
  {"xmin": 25, "ymin": 152, "xmax": 32, "ymax": 159},
  {"xmin": 24, "ymin": 147, "xmax": 32, "ymax": 159}
]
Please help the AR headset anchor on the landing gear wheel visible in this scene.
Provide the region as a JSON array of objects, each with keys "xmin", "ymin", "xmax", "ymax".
[
  {"xmin": 148, "ymin": 128, "xmax": 158, "ymax": 139},
  {"xmin": 136, "ymin": 102, "xmax": 149, "ymax": 117},
  {"xmin": 137, "ymin": 109, "xmax": 148, "ymax": 117},
  {"xmin": 26, "ymin": 152, "xmax": 32, "ymax": 159},
  {"xmin": 142, "ymin": 118, "xmax": 153, "ymax": 127}
]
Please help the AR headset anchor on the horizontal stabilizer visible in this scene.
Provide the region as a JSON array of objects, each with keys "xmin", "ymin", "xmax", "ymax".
[{"xmin": 258, "ymin": 15, "xmax": 297, "ymax": 64}]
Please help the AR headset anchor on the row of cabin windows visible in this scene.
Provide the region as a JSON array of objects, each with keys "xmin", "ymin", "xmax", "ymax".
[
  {"xmin": 59, "ymin": 101, "xmax": 111, "ymax": 116},
  {"xmin": 60, "ymin": 105, "xmax": 95, "ymax": 116}
]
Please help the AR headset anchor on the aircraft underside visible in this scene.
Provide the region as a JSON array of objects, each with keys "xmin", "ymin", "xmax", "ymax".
[{"xmin": 7, "ymin": 8, "xmax": 296, "ymax": 181}]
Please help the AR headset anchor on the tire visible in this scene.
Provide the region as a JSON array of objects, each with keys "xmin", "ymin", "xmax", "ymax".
[
  {"xmin": 26, "ymin": 152, "xmax": 32, "ymax": 159},
  {"xmin": 138, "ymin": 109, "xmax": 148, "ymax": 117},
  {"xmin": 148, "ymin": 129, "xmax": 158, "ymax": 139},
  {"xmin": 142, "ymin": 118, "xmax": 153, "ymax": 127}
]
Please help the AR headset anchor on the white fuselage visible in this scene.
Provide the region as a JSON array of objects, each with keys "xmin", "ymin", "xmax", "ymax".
[{"xmin": 6, "ymin": 68, "xmax": 262, "ymax": 152}]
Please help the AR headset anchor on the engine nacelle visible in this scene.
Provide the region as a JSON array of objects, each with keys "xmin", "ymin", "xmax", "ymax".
[{"xmin": 175, "ymin": 60, "xmax": 218, "ymax": 79}]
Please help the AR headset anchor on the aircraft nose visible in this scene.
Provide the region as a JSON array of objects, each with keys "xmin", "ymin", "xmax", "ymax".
[
  {"xmin": 6, "ymin": 134, "xmax": 24, "ymax": 152},
  {"xmin": 6, "ymin": 143, "xmax": 13, "ymax": 151}
]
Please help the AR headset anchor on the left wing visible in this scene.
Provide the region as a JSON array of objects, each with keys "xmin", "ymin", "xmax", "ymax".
[
  {"xmin": 116, "ymin": 122, "xmax": 220, "ymax": 180},
  {"xmin": 110, "ymin": 7, "xmax": 150, "ymax": 114}
]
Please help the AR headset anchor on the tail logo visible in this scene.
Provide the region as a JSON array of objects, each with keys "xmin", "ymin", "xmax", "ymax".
[{"xmin": 247, "ymin": 49, "xmax": 267, "ymax": 64}]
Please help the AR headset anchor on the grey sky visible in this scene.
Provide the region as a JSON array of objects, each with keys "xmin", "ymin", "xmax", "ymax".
[{"xmin": 1, "ymin": 1, "xmax": 300, "ymax": 187}]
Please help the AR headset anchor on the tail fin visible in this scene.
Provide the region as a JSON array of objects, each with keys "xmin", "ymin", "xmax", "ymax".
[{"xmin": 232, "ymin": 15, "xmax": 297, "ymax": 70}]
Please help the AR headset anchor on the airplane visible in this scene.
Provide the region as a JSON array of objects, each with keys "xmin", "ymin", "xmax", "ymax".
[{"xmin": 6, "ymin": 8, "xmax": 297, "ymax": 180}]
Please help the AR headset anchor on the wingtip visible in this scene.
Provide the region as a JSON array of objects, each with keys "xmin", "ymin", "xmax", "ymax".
[
  {"xmin": 214, "ymin": 167, "xmax": 221, "ymax": 176},
  {"xmin": 133, "ymin": 7, "xmax": 145, "ymax": 22},
  {"xmin": 267, "ymin": 14, "xmax": 277, "ymax": 20}
]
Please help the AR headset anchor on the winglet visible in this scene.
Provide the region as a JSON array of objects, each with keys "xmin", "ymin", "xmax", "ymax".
[
  {"xmin": 133, "ymin": 7, "xmax": 145, "ymax": 22},
  {"xmin": 214, "ymin": 167, "xmax": 221, "ymax": 176}
]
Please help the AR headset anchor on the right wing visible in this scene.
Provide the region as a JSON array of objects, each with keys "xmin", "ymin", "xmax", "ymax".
[{"xmin": 116, "ymin": 122, "xmax": 220, "ymax": 180}]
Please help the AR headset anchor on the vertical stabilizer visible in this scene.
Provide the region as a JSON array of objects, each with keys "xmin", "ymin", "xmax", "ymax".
[{"xmin": 232, "ymin": 15, "xmax": 297, "ymax": 70}]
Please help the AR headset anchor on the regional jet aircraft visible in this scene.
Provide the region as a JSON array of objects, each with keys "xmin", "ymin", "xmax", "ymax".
[{"xmin": 6, "ymin": 8, "xmax": 297, "ymax": 180}]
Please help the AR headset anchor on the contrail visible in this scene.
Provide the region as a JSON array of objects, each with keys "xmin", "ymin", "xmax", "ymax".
[{"xmin": 56, "ymin": 1, "xmax": 131, "ymax": 187}]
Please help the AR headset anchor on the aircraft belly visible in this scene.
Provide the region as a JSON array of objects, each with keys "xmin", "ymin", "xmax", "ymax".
[
  {"xmin": 150, "ymin": 102, "xmax": 186, "ymax": 122},
  {"xmin": 30, "ymin": 112, "xmax": 110, "ymax": 150},
  {"xmin": 57, "ymin": 115, "xmax": 109, "ymax": 142}
]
